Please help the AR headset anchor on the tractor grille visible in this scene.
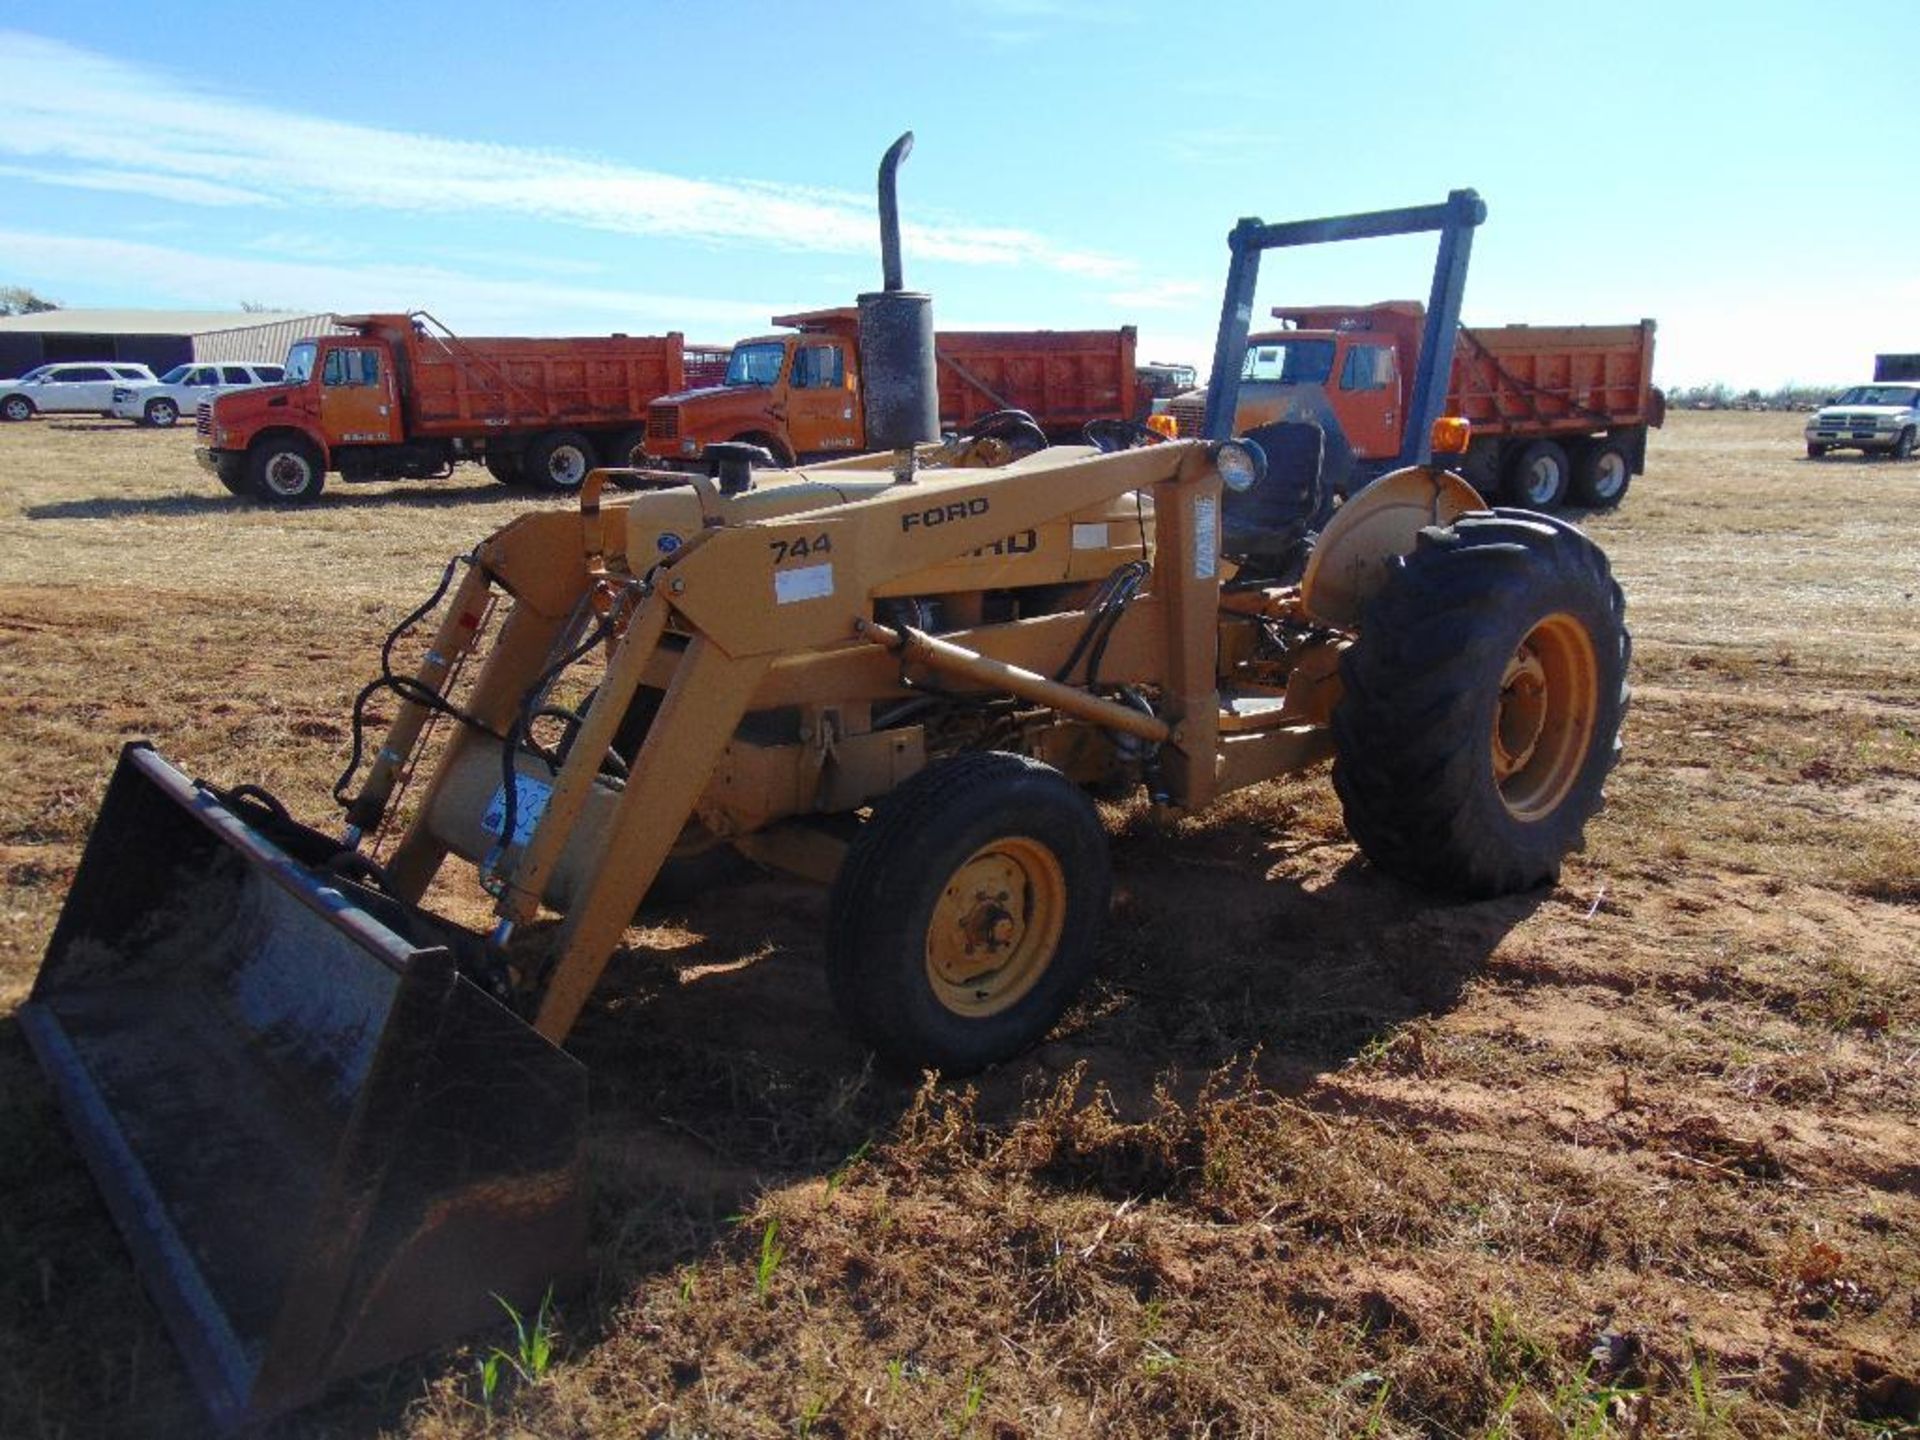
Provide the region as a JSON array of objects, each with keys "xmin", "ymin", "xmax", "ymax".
[
  {"xmin": 1166, "ymin": 395, "xmax": 1207, "ymax": 437},
  {"xmin": 196, "ymin": 402, "xmax": 213, "ymax": 438},
  {"xmin": 646, "ymin": 405, "xmax": 679, "ymax": 442}
]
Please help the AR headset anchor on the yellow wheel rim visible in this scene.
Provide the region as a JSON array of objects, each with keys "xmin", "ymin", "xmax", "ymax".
[
  {"xmin": 1492, "ymin": 612, "xmax": 1600, "ymax": 822},
  {"xmin": 925, "ymin": 837, "xmax": 1067, "ymax": 1018}
]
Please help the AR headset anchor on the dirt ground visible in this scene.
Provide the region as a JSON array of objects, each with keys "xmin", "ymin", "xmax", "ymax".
[{"xmin": 0, "ymin": 412, "xmax": 1915, "ymax": 1439}]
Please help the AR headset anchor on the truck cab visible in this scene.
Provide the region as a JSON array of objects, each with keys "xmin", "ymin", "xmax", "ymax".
[
  {"xmin": 645, "ymin": 309, "xmax": 863, "ymax": 466},
  {"xmin": 201, "ymin": 332, "xmax": 399, "ymax": 462},
  {"xmin": 1209, "ymin": 302, "xmax": 1421, "ymax": 461}
]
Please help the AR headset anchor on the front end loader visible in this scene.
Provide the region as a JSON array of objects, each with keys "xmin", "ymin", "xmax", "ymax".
[{"xmin": 23, "ymin": 140, "xmax": 1628, "ymax": 1428}]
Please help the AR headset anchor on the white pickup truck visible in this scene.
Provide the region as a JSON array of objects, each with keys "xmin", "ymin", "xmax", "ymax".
[
  {"xmin": 109, "ymin": 360, "xmax": 286, "ymax": 428},
  {"xmin": 1805, "ymin": 383, "xmax": 1920, "ymax": 459}
]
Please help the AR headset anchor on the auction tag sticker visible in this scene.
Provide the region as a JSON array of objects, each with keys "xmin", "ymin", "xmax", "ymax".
[
  {"xmin": 775, "ymin": 562, "xmax": 834, "ymax": 605},
  {"xmin": 1192, "ymin": 495, "xmax": 1219, "ymax": 579},
  {"xmin": 1071, "ymin": 522, "xmax": 1109, "ymax": 550},
  {"xmin": 481, "ymin": 774, "xmax": 552, "ymax": 847}
]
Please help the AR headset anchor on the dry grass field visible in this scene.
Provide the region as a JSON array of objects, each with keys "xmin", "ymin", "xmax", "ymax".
[{"xmin": 0, "ymin": 411, "xmax": 1915, "ymax": 1439}]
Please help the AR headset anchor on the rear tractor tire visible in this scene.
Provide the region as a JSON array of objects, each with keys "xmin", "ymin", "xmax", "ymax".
[
  {"xmin": 248, "ymin": 436, "xmax": 326, "ymax": 503},
  {"xmin": 524, "ymin": 430, "xmax": 596, "ymax": 493},
  {"xmin": 1569, "ymin": 439, "xmax": 1631, "ymax": 508},
  {"xmin": 826, "ymin": 751, "xmax": 1110, "ymax": 1074},
  {"xmin": 1331, "ymin": 510, "xmax": 1628, "ymax": 898},
  {"xmin": 1504, "ymin": 439, "xmax": 1571, "ymax": 510}
]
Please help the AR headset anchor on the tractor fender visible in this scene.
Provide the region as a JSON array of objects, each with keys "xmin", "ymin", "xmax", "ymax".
[{"xmin": 1298, "ymin": 463, "xmax": 1488, "ymax": 631}]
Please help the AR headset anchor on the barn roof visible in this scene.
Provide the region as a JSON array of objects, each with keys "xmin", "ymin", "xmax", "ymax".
[{"xmin": 0, "ymin": 309, "xmax": 317, "ymax": 336}]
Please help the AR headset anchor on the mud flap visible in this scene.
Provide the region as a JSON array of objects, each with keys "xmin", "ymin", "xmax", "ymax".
[{"xmin": 19, "ymin": 744, "xmax": 589, "ymax": 1431}]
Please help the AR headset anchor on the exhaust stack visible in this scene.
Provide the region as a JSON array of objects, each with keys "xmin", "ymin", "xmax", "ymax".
[{"xmin": 856, "ymin": 131, "xmax": 938, "ymax": 480}]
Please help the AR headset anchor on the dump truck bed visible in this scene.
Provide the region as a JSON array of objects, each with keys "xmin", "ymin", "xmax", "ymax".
[
  {"xmin": 936, "ymin": 327, "xmax": 1140, "ymax": 436},
  {"xmin": 1450, "ymin": 321, "xmax": 1659, "ymax": 438},
  {"xmin": 348, "ymin": 316, "xmax": 706, "ymax": 437}
]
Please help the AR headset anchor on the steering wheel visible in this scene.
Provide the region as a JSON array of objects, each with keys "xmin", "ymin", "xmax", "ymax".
[
  {"xmin": 960, "ymin": 408, "xmax": 1049, "ymax": 454},
  {"xmin": 1082, "ymin": 417, "xmax": 1169, "ymax": 453}
]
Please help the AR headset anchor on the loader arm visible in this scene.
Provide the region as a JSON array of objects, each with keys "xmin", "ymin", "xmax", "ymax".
[{"xmin": 487, "ymin": 440, "xmax": 1231, "ymax": 1042}]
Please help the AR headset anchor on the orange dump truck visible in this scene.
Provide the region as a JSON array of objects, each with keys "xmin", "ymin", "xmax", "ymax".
[
  {"xmin": 1168, "ymin": 302, "xmax": 1662, "ymax": 509},
  {"xmin": 197, "ymin": 312, "xmax": 729, "ymax": 503},
  {"xmin": 642, "ymin": 308, "xmax": 1139, "ymax": 466}
]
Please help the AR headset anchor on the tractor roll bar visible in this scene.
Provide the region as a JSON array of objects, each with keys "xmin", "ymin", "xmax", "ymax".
[{"xmin": 1200, "ymin": 188, "xmax": 1486, "ymax": 471}]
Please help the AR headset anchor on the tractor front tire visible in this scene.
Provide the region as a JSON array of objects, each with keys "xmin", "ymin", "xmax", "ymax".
[
  {"xmin": 1332, "ymin": 510, "xmax": 1628, "ymax": 898},
  {"xmin": 826, "ymin": 751, "xmax": 1110, "ymax": 1074}
]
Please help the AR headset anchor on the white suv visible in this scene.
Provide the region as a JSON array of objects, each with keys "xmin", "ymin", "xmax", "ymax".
[
  {"xmin": 1, "ymin": 362, "xmax": 160, "ymax": 421},
  {"xmin": 1805, "ymin": 383, "xmax": 1920, "ymax": 459},
  {"xmin": 109, "ymin": 361, "xmax": 287, "ymax": 428}
]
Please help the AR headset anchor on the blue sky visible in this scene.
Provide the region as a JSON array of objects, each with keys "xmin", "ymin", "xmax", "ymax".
[{"xmin": 1, "ymin": 3, "xmax": 1913, "ymax": 388}]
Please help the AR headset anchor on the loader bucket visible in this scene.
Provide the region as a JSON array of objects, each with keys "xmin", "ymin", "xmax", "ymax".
[{"xmin": 19, "ymin": 744, "xmax": 589, "ymax": 1431}]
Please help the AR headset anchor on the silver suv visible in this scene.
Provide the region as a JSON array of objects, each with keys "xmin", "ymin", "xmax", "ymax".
[
  {"xmin": 108, "ymin": 361, "xmax": 287, "ymax": 428},
  {"xmin": 1, "ymin": 362, "xmax": 160, "ymax": 421},
  {"xmin": 1805, "ymin": 384, "xmax": 1920, "ymax": 459}
]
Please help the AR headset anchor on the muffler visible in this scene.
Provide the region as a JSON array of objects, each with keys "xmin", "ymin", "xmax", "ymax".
[{"xmin": 20, "ymin": 743, "xmax": 589, "ymax": 1430}]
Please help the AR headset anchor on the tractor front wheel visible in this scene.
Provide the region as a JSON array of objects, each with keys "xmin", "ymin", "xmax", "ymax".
[
  {"xmin": 1331, "ymin": 510, "xmax": 1628, "ymax": 897},
  {"xmin": 826, "ymin": 751, "xmax": 1110, "ymax": 1073}
]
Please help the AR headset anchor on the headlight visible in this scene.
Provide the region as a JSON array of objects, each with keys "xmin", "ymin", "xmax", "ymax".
[
  {"xmin": 680, "ymin": 439, "xmax": 698, "ymax": 456},
  {"xmin": 1210, "ymin": 438, "xmax": 1265, "ymax": 494}
]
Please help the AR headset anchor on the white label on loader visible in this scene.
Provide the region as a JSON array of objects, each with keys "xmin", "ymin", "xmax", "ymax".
[
  {"xmin": 774, "ymin": 561, "xmax": 834, "ymax": 605},
  {"xmin": 1071, "ymin": 522, "xmax": 1108, "ymax": 550},
  {"xmin": 1193, "ymin": 495, "xmax": 1219, "ymax": 579},
  {"xmin": 481, "ymin": 774, "xmax": 552, "ymax": 847}
]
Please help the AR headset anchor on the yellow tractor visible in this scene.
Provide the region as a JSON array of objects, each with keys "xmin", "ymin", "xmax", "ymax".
[{"xmin": 21, "ymin": 138, "xmax": 1626, "ymax": 1428}]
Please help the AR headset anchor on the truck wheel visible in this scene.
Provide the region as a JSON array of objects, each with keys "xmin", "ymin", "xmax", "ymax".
[
  {"xmin": 826, "ymin": 751, "xmax": 1110, "ymax": 1074},
  {"xmin": 606, "ymin": 426, "xmax": 650, "ymax": 469},
  {"xmin": 1, "ymin": 394, "xmax": 34, "ymax": 422},
  {"xmin": 524, "ymin": 431, "xmax": 596, "ymax": 492},
  {"xmin": 1806, "ymin": 442, "xmax": 1828, "ymax": 459},
  {"xmin": 248, "ymin": 436, "xmax": 326, "ymax": 503},
  {"xmin": 143, "ymin": 397, "xmax": 180, "ymax": 428},
  {"xmin": 1504, "ymin": 440, "xmax": 1571, "ymax": 509},
  {"xmin": 484, "ymin": 451, "xmax": 524, "ymax": 486},
  {"xmin": 1896, "ymin": 428, "xmax": 1916, "ymax": 460},
  {"xmin": 212, "ymin": 453, "xmax": 248, "ymax": 496},
  {"xmin": 1331, "ymin": 510, "xmax": 1628, "ymax": 898},
  {"xmin": 1570, "ymin": 440, "xmax": 1631, "ymax": 507}
]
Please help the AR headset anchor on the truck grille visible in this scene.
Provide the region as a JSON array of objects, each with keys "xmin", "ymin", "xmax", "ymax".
[
  {"xmin": 196, "ymin": 402, "xmax": 213, "ymax": 438},
  {"xmin": 1166, "ymin": 395, "xmax": 1207, "ymax": 437},
  {"xmin": 646, "ymin": 405, "xmax": 678, "ymax": 442}
]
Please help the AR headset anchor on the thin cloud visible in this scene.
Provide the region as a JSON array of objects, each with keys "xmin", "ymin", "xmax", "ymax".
[
  {"xmin": 0, "ymin": 32, "xmax": 1130, "ymax": 280},
  {"xmin": 1106, "ymin": 280, "xmax": 1210, "ymax": 312},
  {"xmin": 0, "ymin": 228, "xmax": 789, "ymax": 337},
  {"xmin": 0, "ymin": 162, "xmax": 274, "ymax": 208}
]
